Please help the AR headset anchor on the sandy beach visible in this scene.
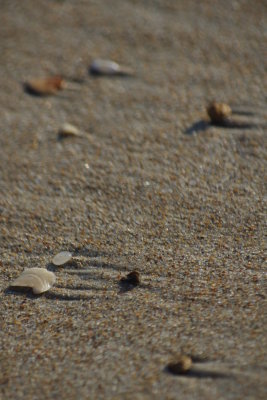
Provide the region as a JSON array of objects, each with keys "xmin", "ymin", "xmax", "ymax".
[{"xmin": 0, "ymin": 1, "xmax": 266, "ymax": 399}]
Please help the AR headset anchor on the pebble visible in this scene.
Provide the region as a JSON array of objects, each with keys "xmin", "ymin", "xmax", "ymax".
[
  {"xmin": 89, "ymin": 59, "xmax": 133, "ymax": 76},
  {"xmin": 52, "ymin": 251, "xmax": 72, "ymax": 266},
  {"xmin": 207, "ymin": 101, "xmax": 232, "ymax": 124},
  {"xmin": 167, "ymin": 355, "xmax": 193, "ymax": 375},
  {"xmin": 10, "ymin": 268, "xmax": 56, "ymax": 294},
  {"xmin": 24, "ymin": 76, "xmax": 66, "ymax": 96},
  {"xmin": 58, "ymin": 123, "xmax": 81, "ymax": 138},
  {"xmin": 120, "ymin": 270, "xmax": 140, "ymax": 286}
]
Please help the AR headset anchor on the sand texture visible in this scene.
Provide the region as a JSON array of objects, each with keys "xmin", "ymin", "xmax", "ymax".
[{"xmin": 0, "ymin": 1, "xmax": 266, "ymax": 399}]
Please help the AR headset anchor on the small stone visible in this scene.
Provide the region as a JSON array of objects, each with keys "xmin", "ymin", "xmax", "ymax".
[
  {"xmin": 207, "ymin": 101, "xmax": 232, "ymax": 125},
  {"xmin": 52, "ymin": 251, "xmax": 72, "ymax": 266},
  {"xmin": 120, "ymin": 270, "xmax": 140, "ymax": 286},
  {"xmin": 58, "ymin": 123, "xmax": 81, "ymax": 138},
  {"xmin": 24, "ymin": 76, "xmax": 66, "ymax": 96},
  {"xmin": 167, "ymin": 356, "xmax": 193, "ymax": 375},
  {"xmin": 89, "ymin": 59, "xmax": 133, "ymax": 76}
]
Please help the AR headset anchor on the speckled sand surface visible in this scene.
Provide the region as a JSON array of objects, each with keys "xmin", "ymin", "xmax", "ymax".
[{"xmin": 0, "ymin": 1, "xmax": 266, "ymax": 399}]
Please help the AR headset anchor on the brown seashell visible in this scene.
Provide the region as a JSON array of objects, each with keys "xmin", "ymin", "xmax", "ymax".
[
  {"xmin": 207, "ymin": 101, "xmax": 232, "ymax": 124},
  {"xmin": 10, "ymin": 268, "xmax": 56, "ymax": 294},
  {"xmin": 167, "ymin": 355, "xmax": 193, "ymax": 375},
  {"xmin": 89, "ymin": 59, "xmax": 134, "ymax": 76},
  {"xmin": 24, "ymin": 76, "xmax": 66, "ymax": 96},
  {"xmin": 120, "ymin": 270, "xmax": 140, "ymax": 286}
]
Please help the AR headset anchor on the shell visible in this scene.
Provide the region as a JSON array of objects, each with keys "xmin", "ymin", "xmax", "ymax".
[
  {"xmin": 89, "ymin": 59, "xmax": 133, "ymax": 76},
  {"xmin": 24, "ymin": 76, "xmax": 66, "ymax": 96},
  {"xmin": 10, "ymin": 268, "xmax": 56, "ymax": 294},
  {"xmin": 167, "ymin": 356, "xmax": 192, "ymax": 375},
  {"xmin": 52, "ymin": 251, "xmax": 72, "ymax": 266},
  {"xmin": 207, "ymin": 101, "xmax": 232, "ymax": 124},
  {"xmin": 120, "ymin": 270, "xmax": 140, "ymax": 286},
  {"xmin": 58, "ymin": 123, "xmax": 81, "ymax": 138}
]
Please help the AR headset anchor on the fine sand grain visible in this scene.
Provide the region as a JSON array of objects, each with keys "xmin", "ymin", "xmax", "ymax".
[{"xmin": 0, "ymin": 1, "xmax": 266, "ymax": 399}]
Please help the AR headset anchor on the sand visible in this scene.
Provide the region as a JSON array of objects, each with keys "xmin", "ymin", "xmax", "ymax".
[{"xmin": 0, "ymin": 0, "xmax": 266, "ymax": 399}]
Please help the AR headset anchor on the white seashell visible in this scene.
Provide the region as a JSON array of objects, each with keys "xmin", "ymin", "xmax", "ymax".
[
  {"xmin": 89, "ymin": 59, "xmax": 133, "ymax": 76},
  {"xmin": 58, "ymin": 123, "xmax": 81, "ymax": 138},
  {"xmin": 52, "ymin": 251, "xmax": 72, "ymax": 266},
  {"xmin": 10, "ymin": 268, "xmax": 56, "ymax": 294}
]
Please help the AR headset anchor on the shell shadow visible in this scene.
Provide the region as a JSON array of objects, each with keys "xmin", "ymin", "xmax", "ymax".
[
  {"xmin": 185, "ymin": 116, "xmax": 264, "ymax": 134},
  {"xmin": 44, "ymin": 291, "xmax": 92, "ymax": 301},
  {"xmin": 190, "ymin": 355, "xmax": 212, "ymax": 363},
  {"xmin": 23, "ymin": 83, "xmax": 45, "ymax": 97},
  {"xmin": 47, "ymin": 260, "xmax": 84, "ymax": 272},
  {"xmin": 118, "ymin": 280, "xmax": 137, "ymax": 293},
  {"xmin": 55, "ymin": 284, "xmax": 112, "ymax": 291},
  {"xmin": 185, "ymin": 120, "xmax": 210, "ymax": 135},
  {"xmin": 164, "ymin": 366, "xmax": 230, "ymax": 379},
  {"xmin": 89, "ymin": 69, "xmax": 134, "ymax": 78},
  {"xmin": 47, "ymin": 262, "xmax": 61, "ymax": 272},
  {"xmin": 231, "ymin": 109, "xmax": 256, "ymax": 116},
  {"xmin": 88, "ymin": 260, "xmax": 126, "ymax": 272},
  {"xmin": 118, "ymin": 281, "xmax": 149, "ymax": 294},
  {"xmin": 73, "ymin": 247, "xmax": 108, "ymax": 257},
  {"xmin": 212, "ymin": 120, "xmax": 259, "ymax": 129},
  {"xmin": 4, "ymin": 287, "xmax": 42, "ymax": 299},
  {"xmin": 185, "ymin": 369, "xmax": 230, "ymax": 379}
]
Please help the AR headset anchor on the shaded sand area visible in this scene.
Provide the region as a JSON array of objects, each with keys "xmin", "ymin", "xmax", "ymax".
[{"xmin": 0, "ymin": 0, "xmax": 266, "ymax": 399}]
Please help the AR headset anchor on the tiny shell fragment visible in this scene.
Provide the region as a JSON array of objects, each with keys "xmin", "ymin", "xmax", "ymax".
[
  {"xmin": 207, "ymin": 101, "xmax": 232, "ymax": 124},
  {"xmin": 89, "ymin": 59, "xmax": 133, "ymax": 76},
  {"xmin": 167, "ymin": 355, "xmax": 193, "ymax": 375},
  {"xmin": 58, "ymin": 123, "xmax": 81, "ymax": 138},
  {"xmin": 24, "ymin": 76, "xmax": 66, "ymax": 96},
  {"xmin": 10, "ymin": 268, "xmax": 56, "ymax": 294},
  {"xmin": 52, "ymin": 251, "xmax": 72, "ymax": 266}
]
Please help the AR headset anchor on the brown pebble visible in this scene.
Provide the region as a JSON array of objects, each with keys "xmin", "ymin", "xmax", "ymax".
[
  {"xmin": 207, "ymin": 101, "xmax": 232, "ymax": 124},
  {"xmin": 167, "ymin": 355, "xmax": 192, "ymax": 375},
  {"xmin": 120, "ymin": 270, "xmax": 140, "ymax": 286}
]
